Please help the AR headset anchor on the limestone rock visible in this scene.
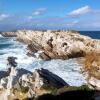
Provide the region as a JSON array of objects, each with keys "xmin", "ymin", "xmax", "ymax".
[{"xmin": 16, "ymin": 30, "xmax": 100, "ymax": 60}]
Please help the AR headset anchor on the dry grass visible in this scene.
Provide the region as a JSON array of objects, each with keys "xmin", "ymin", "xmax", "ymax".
[{"xmin": 83, "ymin": 52, "xmax": 100, "ymax": 80}]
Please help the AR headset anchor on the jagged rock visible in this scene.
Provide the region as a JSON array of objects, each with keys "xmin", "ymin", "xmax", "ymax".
[
  {"xmin": 36, "ymin": 90, "xmax": 100, "ymax": 100},
  {"xmin": 16, "ymin": 30, "xmax": 100, "ymax": 60},
  {"xmin": 0, "ymin": 66, "xmax": 68, "ymax": 99},
  {"xmin": 37, "ymin": 68, "xmax": 68, "ymax": 88},
  {"xmin": 0, "ymin": 68, "xmax": 32, "ymax": 89},
  {"xmin": 7, "ymin": 56, "xmax": 17, "ymax": 67}
]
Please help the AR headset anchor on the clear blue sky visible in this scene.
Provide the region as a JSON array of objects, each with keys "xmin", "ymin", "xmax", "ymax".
[{"xmin": 0, "ymin": 0, "xmax": 100, "ymax": 31}]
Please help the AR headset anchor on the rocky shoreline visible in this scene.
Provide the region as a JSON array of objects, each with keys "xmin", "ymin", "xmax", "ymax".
[
  {"xmin": 0, "ymin": 30, "xmax": 100, "ymax": 100},
  {"xmin": 0, "ymin": 56, "xmax": 99, "ymax": 100}
]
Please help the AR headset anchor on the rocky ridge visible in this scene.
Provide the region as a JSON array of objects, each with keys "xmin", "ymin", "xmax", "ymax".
[
  {"xmin": 16, "ymin": 30, "xmax": 100, "ymax": 60},
  {"xmin": 16, "ymin": 30, "xmax": 100, "ymax": 96},
  {"xmin": 0, "ymin": 30, "xmax": 100, "ymax": 100}
]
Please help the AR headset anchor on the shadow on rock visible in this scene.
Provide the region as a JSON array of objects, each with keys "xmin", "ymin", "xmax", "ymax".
[{"xmin": 36, "ymin": 90, "xmax": 100, "ymax": 100}]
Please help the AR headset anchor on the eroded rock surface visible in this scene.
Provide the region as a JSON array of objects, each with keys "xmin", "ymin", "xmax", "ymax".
[
  {"xmin": 0, "ymin": 56, "xmax": 68, "ymax": 99},
  {"xmin": 16, "ymin": 30, "xmax": 100, "ymax": 60}
]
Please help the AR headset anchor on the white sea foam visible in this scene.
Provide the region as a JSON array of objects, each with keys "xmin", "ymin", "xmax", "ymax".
[
  {"xmin": 29, "ymin": 59, "xmax": 87, "ymax": 86},
  {"xmin": 0, "ymin": 37, "xmax": 86, "ymax": 86},
  {"xmin": 0, "ymin": 34, "xmax": 3, "ymax": 37}
]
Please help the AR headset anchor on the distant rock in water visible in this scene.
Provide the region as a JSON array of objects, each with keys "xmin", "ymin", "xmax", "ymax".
[
  {"xmin": 15, "ymin": 30, "xmax": 100, "ymax": 60},
  {"xmin": 1, "ymin": 31, "xmax": 17, "ymax": 37}
]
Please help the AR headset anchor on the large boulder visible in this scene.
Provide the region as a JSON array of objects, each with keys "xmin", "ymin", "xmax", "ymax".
[{"xmin": 37, "ymin": 68, "xmax": 68, "ymax": 88}]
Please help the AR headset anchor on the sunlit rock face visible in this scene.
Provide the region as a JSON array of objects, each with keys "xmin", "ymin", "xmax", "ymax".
[
  {"xmin": 16, "ymin": 30, "xmax": 100, "ymax": 60},
  {"xmin": 0, "ymin": 66, "xmax": 68, "ymax": 99}
]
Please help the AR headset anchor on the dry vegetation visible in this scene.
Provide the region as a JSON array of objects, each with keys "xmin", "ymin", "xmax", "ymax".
[{"xmin": 83, "ymin": 52, "xmax": 100, "ymax": 80}]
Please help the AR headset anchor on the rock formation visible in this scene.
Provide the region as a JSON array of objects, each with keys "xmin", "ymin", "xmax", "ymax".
[
  {"xmin": 16, "ymin": 30, "xmax": 100, "ymax": 60},
  {"xmin": 37, "ymin": 68, "xmax": 68, "ymax": 88},
  {"xmin": 0, "ymin": 56, "xmax": 68, "ymax": 99},
  {"xmin": 1, "ymin": 32, "xmax": 17, "ymax": 37}
]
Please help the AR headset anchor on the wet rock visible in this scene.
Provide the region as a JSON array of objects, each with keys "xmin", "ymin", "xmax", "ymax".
[
  {"xmin": 39, "ymin": 52, "xmax": 51, "ymax": 60},
  {"xmin": 37, "ymin": 68, "xmax": 68, "ymax": 88},
  {"xmin": 0, "ymin": 71, "xmax": 9, "ymax": 79},
  {"xmin": 7, "ymin": 56, "xmax": 17, "ymax": 67}
]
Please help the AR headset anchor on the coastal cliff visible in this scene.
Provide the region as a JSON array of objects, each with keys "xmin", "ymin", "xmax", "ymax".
[{"xmin": 16, "ymin": 30, "xmax": 100, "ymax": 60}]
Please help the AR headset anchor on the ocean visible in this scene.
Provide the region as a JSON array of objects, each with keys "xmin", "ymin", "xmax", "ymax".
[
  {"xmin": 0, "ymin": 31, "xmax": 99, "ymax": 86},
  {"xmin": 80, "ymin": 31, "xmax": 100, "ymax": 39}
]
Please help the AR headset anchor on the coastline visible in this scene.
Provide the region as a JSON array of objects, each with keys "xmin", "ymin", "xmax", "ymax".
[{"xmin": 0, "ymin": 30, "xmax": 100, "ymax": 100}]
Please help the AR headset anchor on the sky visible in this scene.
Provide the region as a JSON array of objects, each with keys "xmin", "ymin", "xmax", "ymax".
[{"xmin": 0, "ymin": 0, "xmax": 100, "ymax": 31}]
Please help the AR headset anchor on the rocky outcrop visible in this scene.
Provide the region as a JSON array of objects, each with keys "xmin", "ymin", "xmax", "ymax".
[
  {"xmin": 16, "ymin": 30, "xmax": 100, "ymax": 60},
  {"xmin": 0, "ymin": 68, "xmax": 68, "ymax": 99},
  {"xmin": 1, "ymin": 31, "xmax": 17, "ymax": 37},
  {"xmin": 37, "ymin": 68, "xmax": 68, "ymax": 88},
  {"xmin": 0, "ymin": 56, "xmax": 68, "ymax": 99}
]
